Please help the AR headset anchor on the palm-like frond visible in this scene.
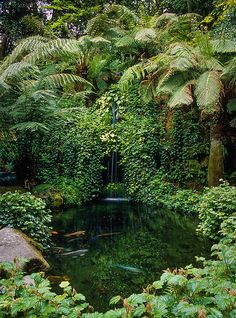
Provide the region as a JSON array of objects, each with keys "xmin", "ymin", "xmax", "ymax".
[
  {"xmin": 12, "ymin": 121, "xmax": 49, "ymax": 132},
  {"xmin": 104, "ymin": 4, "xmax": 139, "ymax": 27},
  {"xmin": 151, "ymin": 13, "xmax": 177, "ymax": 29},
  {"xmin": 41, "ymin": 73, "xmax": 93, "ymax": 89},
  {"xmin": 167, "ymin": 43, "xmax": 198, "ymax": 71},
  {"xmin": 115, "ymin": 35, "xmax": 138, "ymax": 51},
  {"xmin": 0, "ymin": 62, "xmax": 39, "ymax": 84},
  {"xmin": 195, "ymin": 70, "xmax": 223, "ymax": 114},
  {"xmin": 156, "ymin": 71, "xmax": 187, "ymax": 96},
  {"xmin": 204, "ymin": 57, "xmax": 224, "ymax": 72},
  {"xmin": 86, "ymin": 14, "xmax": 114, "ymax": 36},
  {"xmin": 211, "ymin": 39, "xmax": 236, "ymax": 53},
  {"xmin": 0, "ymin": 36, "xmax": 48, "ymax": 72},
  {"xmin": 135, "ymin": 28, "xmax": 157, "ymax": 43},
  {"xmin": 222, "ymin": 57, "xmax": 236, "ymax": 87},
  {"xmin": 119, "ymin": 64, "xmax": 145, "ymax": 91},
  {"xmin": 88, "ymin": 55, "xmax": 110, "ymax": 80},
  {"xmin": 31, "ymin": 90, "xmax": 57, "ymax": 102},
  {"xmin": 168, "ymin": 82, "xmax": 194, "ymax": 108},
  {"xmin": 23, "ymin": 39, "xmax": 79, "ymax": 64}
]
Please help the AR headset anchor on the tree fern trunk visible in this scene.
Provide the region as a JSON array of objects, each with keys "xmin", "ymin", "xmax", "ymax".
[
  {"xmin": 187, "ymin": 0, "xmax": 192, "ymax": 13},
  {"xmin": 207, "ymin": 116, "xmax": 224, "ymax": 186}
]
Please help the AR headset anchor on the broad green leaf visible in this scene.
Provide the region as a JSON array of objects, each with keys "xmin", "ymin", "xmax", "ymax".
[{"xmin": 195, "ymin": 71, "xmax": 222, "ymax": 114}]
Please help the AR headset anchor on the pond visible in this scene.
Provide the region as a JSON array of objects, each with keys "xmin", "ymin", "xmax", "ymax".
[{"xmin": 49, "ymin": 201, "xmax": 210, "ymax": 311}]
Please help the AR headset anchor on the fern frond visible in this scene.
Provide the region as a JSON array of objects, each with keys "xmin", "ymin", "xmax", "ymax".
[
  {"xmin": 23, "ymin": 39, "xmax": 79, "ymax": 64},
  {"xmin": 167, "ymin": 43, "xmax": 198, "ymax": 71},
  {"xmin": 211, "ymin": 39, "xmax": 236, "ymax": 53},
  {"xmin": 0, "ymin": 62, "xmax": 39, "ymax": 83},
  {"xmin": 42, "ymin": 73, "xmax": 93, "ymax": 89},
  {"xmin": 0, "ymin": 36, "xmax": 48, "ymax": 72},
  {"xmin": 105, "ymin": 4, "xmax": 139, "ymax": 26},
  {"xmin": 115, "ymin": 35, "xmax": 138, "ymax": 49},
  {"xmin": 151, "ymin": 13, "xmax": 177, "ymax": 29},
  {"xmin": 222, "ymin": 57, "xmax": 236, "ymax": 87},
  {"xmin": 156, "ymin": 70, "xmax": 184, "ymax": 95},
  {"xmin": 86, "ymin": 14, "xmax": 113, "ymax": 36},
  {"xmin": 31, "ymin": 90, "xmax": 57, "ymax": 102},
  {"xmin": 135, "ymin": 28, "xmax": 157, "ymax": 43},
  {"xmin": 90, "ymin": 37, "xmax": 111, "ymax": 45},
  {"xmin": 18, "ymin": 80, "xmax": 38, "ymax": 91},
  {"xmin": 195, "ymin": 71, "xmax": 223, "ymax": 114},
  {"xmin": 119, "ymin": 64, "xmax": 145, "ymax": 91},
  {"xmin": 88, "ymin": 55, "xmax": 110, "ymax": 79},
  {"xmin": 104, "ymin": 27, "xmax": 127, "ymax": 41},
  {"xmin": 204, "ymin": 57, "xmax": 224, "ymax": 72},
  {"xmin": 168, "ymin": 82, "xmax": 194, "ymax": 108},
  {"xmin": 12, "ymin": 121, "xmax": 49, "ymax": 132}
]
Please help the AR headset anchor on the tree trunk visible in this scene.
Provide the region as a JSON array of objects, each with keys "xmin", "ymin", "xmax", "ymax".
[
  {"xmin": 207, "ymin": 117, "xmax": 224, "ymax": 186},
  {"xmin": 187, "ymin": 0, "xmax": 192, "ymax": 13}
]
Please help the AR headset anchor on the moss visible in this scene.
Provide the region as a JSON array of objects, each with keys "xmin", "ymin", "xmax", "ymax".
[{"xmin": 32, "ymin": 184, "xmax": 64, "ymax": 209}]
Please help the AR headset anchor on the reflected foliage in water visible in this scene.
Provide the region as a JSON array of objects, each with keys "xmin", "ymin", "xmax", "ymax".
[{"xmin": 49, "ymin": 202, "xmax": 209, "ymax": 311}]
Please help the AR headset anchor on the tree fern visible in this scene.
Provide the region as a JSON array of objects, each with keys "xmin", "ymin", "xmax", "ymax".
[
  {"xmin": 119, "ymin": 64, "xmax": 145, "ymax": 91},
  {"xmin": 12, "ymin": 121, "xmax": 49, "ymax": 132},
  {"xmin": 168, "ymin": 82, "xmax": 194, "ymax": 108},
  {"xmin": 222, "ymin": 57, "xmax": 236, "ymax": 87},
  {"xmin": 0, "ymin": 62, "xmax": 39, "ymax": 84},
  {"xmin": 135, "ymin": 28, "xmax": 157, "ymax": 43},
  {"xmin": 23, "ymin": 39, "xmax": 80, "ymax": 64},
  {"xmin": 211, "ymin": 39, "xmax": 236, "ymax": 53},
  {"xmin": 86, "ymin": 14, "xmax": 113, "ymax": 37},
  {"xmin": 104, "ymin": 4, "xmax": 139, "ymax": 27},
  {"xmin": 41, "ymin": 73, "xmax": 93, "ymax": 89},
  {"xmin": 156, "ymin": 71, "xmax": 187, "ymax": 96},
  {"xmin": 195, "ymin": 71, "xmax": 223, "ymax": 114},
  {"xmin": 151, "ymin": 13, "xmax": 177, "ymax": 29},
  {"xmin": 0, "ymin": 36, "xmax": 48, "ymax": 72}
]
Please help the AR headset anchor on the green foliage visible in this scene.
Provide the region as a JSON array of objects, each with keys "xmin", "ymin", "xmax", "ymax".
[
  {"xmin": 0, "ymin": 262, "xmax": 90, "ymax": 317},
  {"xmin": 0, "ymin": 216, "xmax": 235, "ymax": 317},
  {"xmin": 0, "ymin": 192, "xmax": 52, "ymax": 248},
  {"xmin": 197, "ymin": 182, "xmax": 236, "ymax": 239},
  {"xmin": 158, "ymin": 109, "xmax": 209, "ymax": 185},
  {"xmin": 140, "ymin": 172, "xmax": 200, "ymax": 215},
  {"xmin": 36, "ymin": 104, "xmax": 110, "ymax": 205}
]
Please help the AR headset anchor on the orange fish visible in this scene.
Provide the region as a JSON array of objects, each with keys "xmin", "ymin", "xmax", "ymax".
[{"xmin": 64, "ymin": 230, "xmax": 86, "ymax": 237}]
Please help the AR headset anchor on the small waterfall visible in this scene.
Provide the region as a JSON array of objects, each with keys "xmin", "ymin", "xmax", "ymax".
[
  {"xmin": 110, "ymin": 103, "xmax": 118, "ymax": 184},
  {"xmin": 103, "ymin": 103, "xmax": 128, "ymax": 201}
]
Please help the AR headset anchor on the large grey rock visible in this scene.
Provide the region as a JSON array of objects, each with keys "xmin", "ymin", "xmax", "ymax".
[{"xmin": 0, "ymin": 227, "xmax": 49, "ymax": 272}]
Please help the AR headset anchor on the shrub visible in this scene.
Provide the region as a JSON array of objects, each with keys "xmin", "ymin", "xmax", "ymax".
[
  {"xmin": 140, "ymin": 173, "xmax": 200, "ymax": 214},
  {"xmin": 0, "ymin": 262, "xmax": 89, "ymax": 317},
  {"xmin": 197, "ymin": 182, "xmax": 236, "ymax": 239},
  {"xmin": 0, "ymin": 192, "xmax": 52, "ymax": 248}
]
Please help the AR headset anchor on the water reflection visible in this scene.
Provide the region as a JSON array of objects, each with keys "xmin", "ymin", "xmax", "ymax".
[{"xmin": 49, "ymin": 202, "xmax": 210, "ymax": 311}]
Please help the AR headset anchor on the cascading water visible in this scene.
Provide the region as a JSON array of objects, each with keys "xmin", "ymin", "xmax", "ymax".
[
  {"xmin": 103, "ymin": 103, "xmax": 127, "ymax": 201},
  {"xmin": 110, "ymin": 103, "xmax": 118, "ymax": 184}
]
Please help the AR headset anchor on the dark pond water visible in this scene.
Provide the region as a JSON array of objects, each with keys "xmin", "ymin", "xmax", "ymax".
[{"xmin": 48, "ymin": 201, "xmax": 210, "ymax": 311}]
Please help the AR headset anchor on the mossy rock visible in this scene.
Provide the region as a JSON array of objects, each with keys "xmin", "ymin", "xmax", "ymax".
[
  {"xmin": 0, "ymin": 186, "xmax": 26, "ymax": 195},
  {"xmin": 51, "ymin": 192, "xmax": 64, "ymax": 208},
  {"xmin": 32, "ymin": 184, "xmax": 64, "ymax": 209},
  {"xmin": 0, "ymin": 227, "xmax": 49, "ymax": 272}
]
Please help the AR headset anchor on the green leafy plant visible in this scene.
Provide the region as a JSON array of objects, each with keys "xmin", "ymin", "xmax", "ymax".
[
  {"xmin": 0, "ymin": 262, "xmax": 90, "ymax": 317},
  {"xmin": 197, "ymin": 182, "xmax": 236, "ymax": 239},
  {"xmin": 0, "ymin": 191, "xmax": 52, "ymax": 248}
]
